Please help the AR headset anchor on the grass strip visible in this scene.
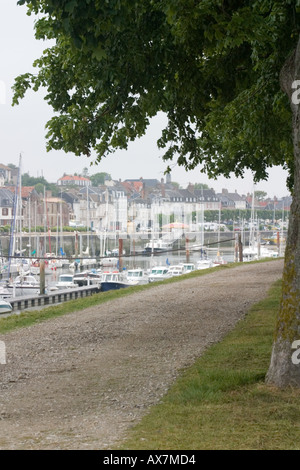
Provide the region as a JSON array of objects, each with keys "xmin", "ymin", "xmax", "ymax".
[{"xmin": 118, "ymin": 279, "xmax": 300, "ymax": 450}]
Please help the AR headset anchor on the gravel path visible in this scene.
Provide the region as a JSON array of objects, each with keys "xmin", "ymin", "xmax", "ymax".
[{"xmin": 0, "ymin": 260, "xmax": 284, "ymax": 450}]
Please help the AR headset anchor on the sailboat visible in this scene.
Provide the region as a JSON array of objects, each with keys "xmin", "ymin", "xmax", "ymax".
[
  {"xmin": 210, "ymin": 206, "xmax": 227, "ymax": 266},
  {"xmin": 213, "ymin": 251, "xmax": 227, "ymax": 265},
  {"xmin": 190, "ymin": 197, "xmax": 213, "ymax": 270},
  {"xmin": 243, "ymin": 187, "xmax": 279, "ymax": 261},
  {"xmin": 7, "ymin": 273, "xmax": 40, "ymax": 296},
  {"xmin": 7, "ymin": 154, "xmax": 24, "ymax": 276}
]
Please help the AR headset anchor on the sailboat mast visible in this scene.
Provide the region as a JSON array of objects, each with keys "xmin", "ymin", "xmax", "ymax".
[
  {"xmin": 249, "ymin": 184, "xmax": 255, "ymax": 248},
  {"xmin": 28, "ymin": 194, "xmax": 31, "ymax": 257},
  {"xmin": 19, "ymin": 155, "xmax": 22, "ymax": 255},
  {"xmin": 8, "ymin": 163, "xmax": 19, "ymax": 277},
  {"xmin": 86, "ymin": 184, "xmax": 89, "ymax": 255},
  {"xmin": 60, "ymin": 192, "xmax": 64, "ymax": 256}
]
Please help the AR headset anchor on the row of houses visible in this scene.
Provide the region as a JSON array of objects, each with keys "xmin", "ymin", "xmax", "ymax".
[{"xmin": 0, "ymin": 172, "xmax": 292, "ymax": 233}]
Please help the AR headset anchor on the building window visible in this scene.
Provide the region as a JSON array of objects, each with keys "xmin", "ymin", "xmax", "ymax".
[{"xmin": 2, "ymin": 208, "xmax": 8, "ymax": 216}]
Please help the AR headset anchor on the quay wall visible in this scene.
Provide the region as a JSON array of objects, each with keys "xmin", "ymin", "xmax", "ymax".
[{"xmin": 9, "ymin": 285, "xmax": 101, "ymax": 313}]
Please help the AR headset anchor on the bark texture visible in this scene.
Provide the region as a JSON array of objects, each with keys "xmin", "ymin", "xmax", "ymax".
[{"xmin": 266, "ymin": 35, "xmax": 300, "ymax": 387}]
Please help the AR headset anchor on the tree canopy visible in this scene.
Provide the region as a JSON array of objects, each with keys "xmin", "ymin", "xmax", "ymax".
[
  {"xmin": 22, "ymin": 172, "xmax": 59, "ymax": 195},
  {"xmin": 14, "ymin": 0, "xmax": 299, "ymax": 190},
  {"xmin": 90, "ymin": 172, "xmax": 111, "ymax": 186}
]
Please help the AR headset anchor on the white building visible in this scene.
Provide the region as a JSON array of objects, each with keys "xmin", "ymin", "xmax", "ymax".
[{"xmin": 57, "ymin": 175, "xmax": 91, "ymax": 187}]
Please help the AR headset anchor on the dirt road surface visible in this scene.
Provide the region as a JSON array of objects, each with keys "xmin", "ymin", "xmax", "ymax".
[{"xmin": 0, "ymin": 260, "xmax": 284, "ymax": 449}]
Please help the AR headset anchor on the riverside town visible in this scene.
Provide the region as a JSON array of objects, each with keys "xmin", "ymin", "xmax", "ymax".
[{"xmin": 0, "ymin": 158, "xmax": 290, "ymax": 314}]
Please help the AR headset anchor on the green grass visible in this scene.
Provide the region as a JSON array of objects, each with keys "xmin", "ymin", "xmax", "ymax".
[{"xmin": 117, "ymin": 279, "xmax": 300, "ymax": 450}]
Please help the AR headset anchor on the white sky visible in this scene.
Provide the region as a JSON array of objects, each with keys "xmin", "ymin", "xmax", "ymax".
[{"xmin": 0, "ymin": 0, "xmax": 291, "ymax": 199}]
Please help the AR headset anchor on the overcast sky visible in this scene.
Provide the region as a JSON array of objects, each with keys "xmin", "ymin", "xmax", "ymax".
[{"xmin": 0, "ymin": 1, "xmax": 291, "ymax": 199}]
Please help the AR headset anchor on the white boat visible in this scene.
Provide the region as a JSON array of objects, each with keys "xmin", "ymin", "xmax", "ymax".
[
  {"xmin": 196, "ymin": 258, "xmax": 214, "ymax": 270},
  {"xmin": 7, "ymin": 274, "xmax": 40, "ymax": 296},
  {"xmin": 180, "ymin": 263, "xmax": 196, "ymax": 273},
  {"xmin": 125, "ymin": 268, "xmax": 148, "ymax": 285},
  {"xmin": 167, "ymin": 265, "xmax": 185, "ymax": 277},
  {"xmin": 0, "ymin": 298, "xmax": 12, "ymax": 314},
  {"xmin": 144, "ymin": 238, "xmax": 174, "ymax": 254},
  {"xmin": 213, "ymin": 252, "xmax": 227, "ymax": 266},
  {"xmin": 55, "ymin": 274, "xmax": 77, "ymax": 289},
  {"xmin": 243, "ymin": 244, "xmax": 258, "ymax": 261},
  {"xmin": 243, "ymin": 243, "xmax": 279, "ymax": 262},
  {"xmin": 100, "ymin": 271, "xmax": 133, "ymax": 291},
  {"xmin": 0, "ymin": 285, "xmax": 12, "ymax": 299},
  {"xmin": 148, "ymin": 266, "xmax": 171, "ymax": 283},
  {"xmin": 261, "ymin": 248, "xmax": 279, "ymax": 259},
  {"xmin": 82, "ymin": 257, "xmax": 97, "ymax": 267},
  {"xmin": 73, "ymin": 269, "xmax": 102, "ymax": 286},
  {"xmin": 11, "ymin": 274, "xmax": 40, "ymax": 287}
]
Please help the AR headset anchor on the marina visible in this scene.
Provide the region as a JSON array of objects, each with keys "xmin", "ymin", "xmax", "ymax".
[
  {"xmin": 0, "ymin": 154, "xmax": 287, "ymax": 317},
  {"xmin": 0, "ymin": 224, "xmax": 284, "ymax": 315}
]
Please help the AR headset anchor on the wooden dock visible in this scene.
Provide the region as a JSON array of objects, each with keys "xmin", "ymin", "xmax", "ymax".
[{"xmin": 9, "ymin": 285, "xmax": 101, "ymax": 312}]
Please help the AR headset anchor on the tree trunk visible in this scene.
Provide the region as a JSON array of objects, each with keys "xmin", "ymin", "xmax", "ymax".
[{"xmin": 266, "ymin": 35, "xmax": 300, "ymax": 387}]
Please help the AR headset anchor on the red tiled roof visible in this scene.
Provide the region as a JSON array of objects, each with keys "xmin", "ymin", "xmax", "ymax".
[
  {"xmin": 58, "ymin": 175, "xmax": 90, "ymax": 181},
  {"xmin": 121, "ymin": 181, "xmax": 143, "ymax": 192},
  {"xmin": 6, "ymin": 186, "xmax": 35, "ymax": 198}
]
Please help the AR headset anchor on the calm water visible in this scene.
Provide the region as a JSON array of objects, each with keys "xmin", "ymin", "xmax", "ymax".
[{"xmin": 39, "ymin": 246, "xmax": 236, "ymax": 290}]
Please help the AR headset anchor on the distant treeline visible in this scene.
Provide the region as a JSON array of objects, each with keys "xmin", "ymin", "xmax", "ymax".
[{"xmin": 199, "ymin": 209, "xmax": 287, "ymax": 223}]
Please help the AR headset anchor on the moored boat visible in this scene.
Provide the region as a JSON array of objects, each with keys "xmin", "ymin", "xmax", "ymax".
[
  {"xmin": 100, "ymin": 271, "xmax": 134, "ymax": 291},
  {"xmin": 9, "ymin": 274, "xmax": 40, "ymax": 287},
  {"xmin": 196, "ymin": 258, "xmax": 214, "ymax": 270},
  {"xmin": 0, "ymin": 284, "xmax": 12, "ymax": 299},
  {"xmin": 55, "ymin": 273, "xmax": 77, "ymax": 289},
  {"xmin": 73, "ymin": 269, "xmax": 102, "ymax": 286},
  {"xmin": 125, "ymin": 268, "xmax": 148, "ymax": 285},
  {"xmin": 0, "ymin": 298, "xmax": 12, "ymax": 314},
  {"xmin": 167, "ymin": 265, "xmax": 185, "ymax": 277},
  {"xmin": 243, "ymin": 243, "xmax": 279, "ymax": 261},
  {"xmin": 180, "ymin": 263, "xmax": 196, "ymax": 274},
  {"xmin": 7, "ymin": 274, "xmax": 40, "ymax": 296},
  {"xmin": 148, "ymin": 266, "xmax": 171, "ymax": 283},
  {"xmin": 144, "ymin": 238, "xmax": 174, "ymax": 254},
  {"xmin": 213, "ymin": 252, "xmax": 227, "ymax": 266}
]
